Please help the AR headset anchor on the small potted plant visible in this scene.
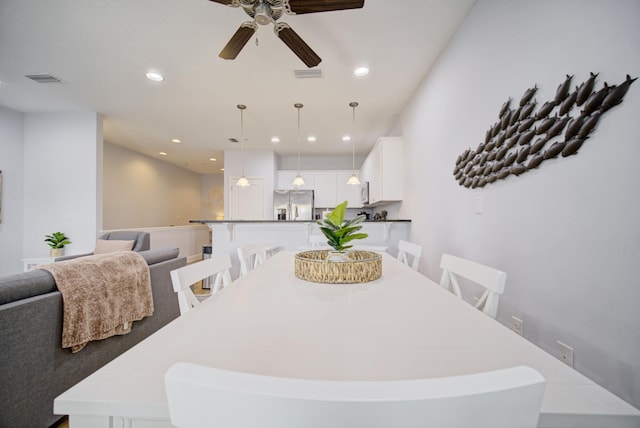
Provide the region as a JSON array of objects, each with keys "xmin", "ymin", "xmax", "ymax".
[
  {"xmin": 317, "ymin": 201, "xmax": 368, "ymax": 260},
  {"xmin": 45, "ymin": 231, "xmax": 71, "ymax": 257}
]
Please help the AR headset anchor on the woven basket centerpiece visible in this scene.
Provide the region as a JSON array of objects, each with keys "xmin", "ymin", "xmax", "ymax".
[{"xmin": 295, "ymin": 250, "xmax": 382, "ymax": 284}]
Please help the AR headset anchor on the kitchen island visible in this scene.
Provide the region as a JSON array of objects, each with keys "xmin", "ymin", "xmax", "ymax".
[{"xmin": 190, "ymin": 220, "xmax": 411, "ymax": 279}]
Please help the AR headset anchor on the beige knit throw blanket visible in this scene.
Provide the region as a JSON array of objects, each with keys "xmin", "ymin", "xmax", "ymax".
[{"xmin": 37, "ymin": 251, "xmax": 154, "ymax": 353}]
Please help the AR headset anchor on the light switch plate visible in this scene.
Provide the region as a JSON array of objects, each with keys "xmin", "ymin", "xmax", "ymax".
[
  {"xmin": 511, "ymin": 316, "xmax": 523, "ymax": 336},
  {"xmin": 557, "ymin": 341, "xmax": 574, "ymax": 367}
]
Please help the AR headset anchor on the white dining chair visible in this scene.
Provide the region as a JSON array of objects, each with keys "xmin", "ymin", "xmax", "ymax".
[
  {"xmin": 309, "ymin": 235, "xmax": 327, "ymax": 247},
  {"xmin": 237, "ymin": 243, "xmax": 267, "ymax": 277},
  {"xmin": 165, "ymin": 362, "xmax": 545, "ymax": 428},
  {"xmin": 396, "ymin": 240, "xmax": 423, "ymax": 270},
  {"xmin": 170, "ymin": 255, "xmax": 232, "ymax": 315},
  {"xmin": 439, "ymin": 253, "xmax": 507, "ymax": 319}
]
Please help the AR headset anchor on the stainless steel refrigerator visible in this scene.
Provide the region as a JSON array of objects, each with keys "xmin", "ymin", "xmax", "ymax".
[{"xmin": 273, "ymin": 190, "xmax": 314, "ymax": 220}]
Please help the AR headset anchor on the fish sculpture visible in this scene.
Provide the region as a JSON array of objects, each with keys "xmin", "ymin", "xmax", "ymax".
[
  {"xmin": 453, "ymin": 73, "xmax": 636, "ymax": 188},
  {"xmin": 600, "ymin": 75, "xmax": 637, "ymax": 112},
  {"xmin": 516, "ymin": 146, "xmax": 531, "ymax": 163},
  {"xmin": 518, "ymin": 118, "xmax": 536, "ymax": 133},
  {"xmin": 519, "ymin": 101, "xmax": 537, "ymax": 120},
  {"xmin": 520, "ymin": 85, "xmax": 538, "ymax": 106},
  {"xmin": 554, "ymin": 74, "xmax": 573, "ymax": 104},
  {"xmin": 562, "ymin": 137, "xmax": 588, "ymax": 157},
  {"xmin": 499, "ymin": 98, "xmax": 511, "ymax": 118},
  {"xmin": 565, "ymin": 115, "xmax": 586, "ymax": 140},
  {"xmin": 536, "ymin": 101, "xmax": 556, "ymax": 120},
  {"xmin": 576, "ymin": 72, "xmax": 598, "ymax": 106},
  {"xmin": 582, "ymin": 83, "xmax": 613, "ymax": 115},
  {"xmin": 527, "ymin": 154, "xmax": 545, "ymax": 169},
  {"xmin": 529, "ymin": 137, "xmax": 549, "ymax": 155},
  {"xmin": 558, "ymin": 91, "xmax": 578, "ymax": 115},
  {"xmin": 577, "ymin": 112, "xmax": 601, "ymax": 139}
]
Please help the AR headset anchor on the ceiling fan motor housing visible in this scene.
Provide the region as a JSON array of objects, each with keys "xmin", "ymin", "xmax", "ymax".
[{"xmin": 254, "ymin": 2, "xmax": 272, "ymax": 25}]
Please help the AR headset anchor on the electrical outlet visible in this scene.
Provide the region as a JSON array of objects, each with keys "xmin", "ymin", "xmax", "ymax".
[
  {"xmin": 511, "ymin": 316, "xmax": 523, "ymax": 336},
  {"xmin": 556, "ymin": 341, "xmax": 574, "ymax": 367}
]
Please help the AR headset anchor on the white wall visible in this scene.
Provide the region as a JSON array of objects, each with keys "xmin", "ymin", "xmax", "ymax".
[
  {"xmin": 0, "ymin": 106, "xmax": 25, "ymax": 275},
  {"xmin": 200, "ymin": 174, "xmax": 224, "ymax": 220},
  {"xmin": 278, "ymin": 154, "xmax": 366, "ymax": 170},
  {"xmin": 224, "ymin": 150, "xmax": 276, "ymax": 219},
  {"xmin": 399, "ymin": 0, "xmax": 640, "ymax": 408},
  {"xmin": 23, "ymin": 112, "xmax": 102, "ymax": 259},
  {"xmin": 103, "ymin": 142, "xmax": 202, "ymax": 231}
]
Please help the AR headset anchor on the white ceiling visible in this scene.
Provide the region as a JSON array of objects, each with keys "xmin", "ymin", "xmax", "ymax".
[{"xmin": 0, "ymin": 0, "xmax": 475, "ymax": 173}]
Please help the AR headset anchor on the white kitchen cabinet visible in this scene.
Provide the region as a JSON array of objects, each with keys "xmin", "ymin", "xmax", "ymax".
[
  {"xmin": 276, "ymin": 171, "xmax": 314, "ymax": 190},
  {"xmin": 276, "ymin": 170, "xmax": 361, "ymax": 209},
  {"xmin": 313, "ymin": 172, "xmax": 337, "ymax": 208},
  {"xmin": 336, "ymin": 171, "xmax": 362, "ymax": 208},
  {"xmin": 365, "ymin": 137, "xmax": 403, "ymax": 205}
]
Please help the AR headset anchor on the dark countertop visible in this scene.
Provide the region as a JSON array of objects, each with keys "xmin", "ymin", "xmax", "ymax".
[{"xmin": 190, "ymin": 219, "xmax": 411, "ymax": 224}]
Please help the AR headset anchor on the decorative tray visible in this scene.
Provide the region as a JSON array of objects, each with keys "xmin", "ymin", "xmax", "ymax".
[{"xmin": 294, "ymin": 250, "xmax": 382, "ymax": 284}]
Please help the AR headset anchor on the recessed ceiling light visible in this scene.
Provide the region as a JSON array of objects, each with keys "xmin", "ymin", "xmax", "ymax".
[
  {"xmin": 342, "ymin": 135, "xmax": 351, "ymax": 142},
  {"xmin": 307, "ymin": 136, "xmax": 317, "ymax": 143},
  {"xmin": 271, "ymin": 136, "xmax": 280, "ymax": 143},
  {"xmin": 209, "ymin": 158, "xmax": 217, "ymax": 162},
  {"xmin": 354, "ymin": 66, "xmax": 370, "ymax": 77},
  {"xmin": 159, "ymin": 151, "xmax": 167, "ymax": 156},
  {"xmin": 171, "ymin": 138, "xmax": 181, "ymax": 144},
  {"xmin": 146, "ymin": 72, "xmax": 164, "ymax": 82}
]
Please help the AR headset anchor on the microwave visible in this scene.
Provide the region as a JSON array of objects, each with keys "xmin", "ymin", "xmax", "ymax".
[{"xmin": 360, "ymin": 182, "xmax": 370, "ymax": 205}]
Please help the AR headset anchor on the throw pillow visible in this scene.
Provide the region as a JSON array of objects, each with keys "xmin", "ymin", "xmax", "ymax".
[{"xmin": 94, "ymin": 239, "xmax": 135, "ymax": 254}]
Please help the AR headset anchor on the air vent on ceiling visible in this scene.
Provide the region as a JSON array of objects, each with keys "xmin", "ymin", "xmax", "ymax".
[
  {"xmin": 228, "ymin": 138, "xmax": 239, "ymax": 143},
  {"xmin": 294, "ymin": 69, "xmax": 323, "ymax": 79},
  {"xmin": 25, "ymin": 73, "xmax": 63, "ymax": 84}
]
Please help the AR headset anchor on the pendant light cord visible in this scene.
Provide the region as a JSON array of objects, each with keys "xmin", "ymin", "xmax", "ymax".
[
  {"xmin": 351, "ymin": 103, "xmax": 356, "ymax": 174},
  {"xmin": 295, "ymin": 103, "xmax": 303, "ymax": 176}
]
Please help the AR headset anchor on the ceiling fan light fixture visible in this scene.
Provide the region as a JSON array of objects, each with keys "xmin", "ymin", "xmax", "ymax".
[{"xmin": 254, "ymin": 2, "xmax": 272, "ymax": 25}]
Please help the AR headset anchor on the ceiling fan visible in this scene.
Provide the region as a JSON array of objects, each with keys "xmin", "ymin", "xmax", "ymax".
[{"xmin": 209, "ymin": 0, "xmax": 365, "ymax": 68}]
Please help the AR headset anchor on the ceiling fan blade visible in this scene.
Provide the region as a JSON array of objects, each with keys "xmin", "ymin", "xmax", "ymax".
[
  {"xmin": 275, "ymin": 23, "xmax": 321, "ymax": 68},
  {"xmin": 286, "ymin": 0, "xmax": 364, "ymax": 14},
  {"xmin": 209, "ymin": 0, "xmax": 235, "ymax": 5},
  {"xmin": 219, "ymin": 22, "xmax": 257, "ymax": 60}
]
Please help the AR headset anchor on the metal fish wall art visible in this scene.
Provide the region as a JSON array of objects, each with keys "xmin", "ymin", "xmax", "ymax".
[{"xmin": 453, "ymin": 72, "xmax": 636, "ymax": 189}]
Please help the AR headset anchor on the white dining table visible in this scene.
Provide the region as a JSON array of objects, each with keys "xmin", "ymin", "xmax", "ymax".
[{"xmin": 54, "ymin": 251, "xmax": 640, "ymax": 428}]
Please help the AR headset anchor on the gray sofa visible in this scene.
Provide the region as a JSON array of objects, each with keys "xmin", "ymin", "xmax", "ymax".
[{"xmin": 0, "ymin": 247, "xmax": 186, "ymax": 428}]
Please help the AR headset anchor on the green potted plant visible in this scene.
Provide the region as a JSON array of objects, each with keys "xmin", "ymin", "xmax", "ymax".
[
  {"xmin": 317, "ymin": 201, "xmax": 368, "ymax": 259},
  {"xmin": 45, "ymin": 231, "xmax": 71, "ymax": 257}
]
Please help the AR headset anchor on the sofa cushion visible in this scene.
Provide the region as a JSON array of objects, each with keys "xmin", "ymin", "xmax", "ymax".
[
  {"xmin": 94, "ymin": 239, "xmax": 134, "ymax": 254},
  {"xmin": 0, "ymin": 270, "xmax": 57, "ymax": 305},
  {"xmin": 138, "ymin": 247, "xmax": 180, "ymax": 266}
]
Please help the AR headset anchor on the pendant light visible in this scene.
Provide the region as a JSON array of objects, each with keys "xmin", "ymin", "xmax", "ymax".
[
  {"xmin": 236, "ymin": 104, "xmax": 250, "ymax": 187},
  {"xmin": 292, "ymin": 103, "xmax": 305, "ymax": 187},
  {"xmin": 347, "ymin": 101, "xmax": 361, "ymax": 185}
]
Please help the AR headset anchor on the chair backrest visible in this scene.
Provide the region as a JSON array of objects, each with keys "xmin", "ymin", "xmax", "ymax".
[
  {"xmin": 170, "ymin": 255, "xmax": 232, "ymax": 315},
  {"xmin": 439, "ymin": 254, "xmax": 507, "ymax": 319},
  {"xmin": 351, "ymin": 244, "xmax": 388, "ymax": 252},
  {"xmin": 237, "ymin": 244, "xmax": 267, "ymax": 277},
  {"xmin": 100, "ymin": 230, "xmax": 150, "ymax": 252},
  {"xmin": 165, "ymin": 363, "xmax": 545, "ymax": 428},
  {"xmin": 397, "ymin": 240, "xmax": 423, "ymax": 270}
]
